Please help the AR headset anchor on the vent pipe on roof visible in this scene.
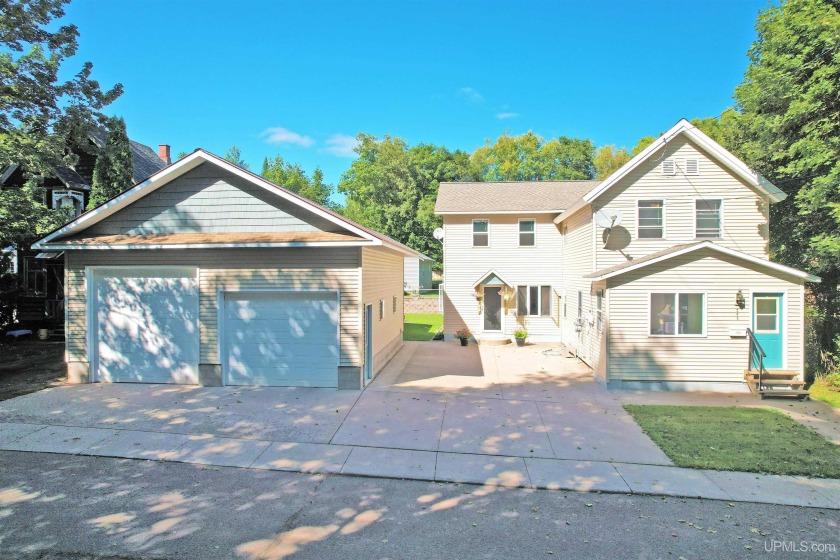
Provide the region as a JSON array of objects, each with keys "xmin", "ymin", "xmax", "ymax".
[{"xmin": 158, "ymin": 144, "xmax": 171, "ymax": 165}]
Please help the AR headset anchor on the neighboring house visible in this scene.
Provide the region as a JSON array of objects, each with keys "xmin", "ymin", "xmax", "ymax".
[
  {"xmin": 404, "ymin": 255, "xmax": 433, "ymax": 292},
  {"xmin": 33, "ymin": 149, "xmax": 417, "ymax": 389},
  {"xmin": 435, "ymin": 119, "xmax": 820, "ymax": 391},
  {"xmin": 0, "ymin": 134, "xmax": 170, "ymax": 326}
]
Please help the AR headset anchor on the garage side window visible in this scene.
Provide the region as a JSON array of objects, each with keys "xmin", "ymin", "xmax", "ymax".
[
  {"xmin": 379, "ymin": 300, "xmax": 384, "ymax": 320},
  {"xmin": 393, "ymin": 295, "xmax": 397, "ymax": 313}
]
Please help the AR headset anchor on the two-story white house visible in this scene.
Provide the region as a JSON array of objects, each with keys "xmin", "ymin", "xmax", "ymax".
[{"xmin": 435, "ymin": 119, "xmax": 820, "ymax": 392}]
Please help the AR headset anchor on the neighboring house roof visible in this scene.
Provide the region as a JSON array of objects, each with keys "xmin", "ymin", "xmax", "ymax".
[
  {"xmin": 435, "ymin": 180, "xmax": 599, "ymax": 214},
  {"xmin": 52, "ymin": 166, "xmax": 91, "ymax": 191},
  {"xmin": 33, "ymin": 149, "xmax": 421, "ymax": 257},
  {"xmin": 555, "ymin": 119, "xmax": 787, "ymax": 225},
  {"xmin": 89, "ymin": 129, "xmax": 168, "ymax": 183},
  {"xmin": 584, "ymin": 241, "xmax": 820, "ymax": 282}
]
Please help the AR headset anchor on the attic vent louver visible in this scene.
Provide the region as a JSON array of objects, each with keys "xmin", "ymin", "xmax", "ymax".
[
  {"xmin": 661, "ymin": 160, "xmax": 676, "ymax": 176},
  {"xmin": 685, "ymin": 158, "xmax": 699, "ymax": 175}
]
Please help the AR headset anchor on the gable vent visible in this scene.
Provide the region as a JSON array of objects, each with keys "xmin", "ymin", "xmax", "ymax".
[
  {"xmin": 685, "ymin": 158, "xmax": 699, "ymax": 175},
  {"xmin": 661, "ymin": 159, "xmax": 676, "ymax": 176}
]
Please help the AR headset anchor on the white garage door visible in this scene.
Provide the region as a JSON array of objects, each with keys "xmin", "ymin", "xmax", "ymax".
[
  {"xmin": 223, "ymin": 291, "xmax": 339, "ymax": 387},
  {"xmin": 92, "ymin": 268, "xmax": 199, "ymax": 384}
]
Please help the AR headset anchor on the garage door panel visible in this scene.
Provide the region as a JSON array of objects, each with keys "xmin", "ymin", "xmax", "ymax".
[
  {"xmin": 94, "ymin": 269, "xmax": 199, "ymax": 384},
  {"xmin": 223, "ymin": 292, "xmax": 339, "ymax": 387}
]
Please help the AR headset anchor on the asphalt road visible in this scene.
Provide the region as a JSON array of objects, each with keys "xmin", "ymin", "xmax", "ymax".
[{"xmin": 0, "ymin": 451, "xmax": 837, "ymax": 560}]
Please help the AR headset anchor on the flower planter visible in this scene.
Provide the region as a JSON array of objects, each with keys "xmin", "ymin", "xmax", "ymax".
[
  {"xmin": 460, "ymin": 338, "xmax": 468, "ymax": 347},
  {"xmin": 515, "ymin": 338, "xmax": 525, "ymax": 347},
  {"xmin": 37, "ymin": 329, "xmax": 49, "ymax": 341}
]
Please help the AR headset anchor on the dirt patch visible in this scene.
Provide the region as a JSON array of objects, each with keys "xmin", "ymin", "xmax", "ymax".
[{"xmin": 0, "ymin": 338, "xmax": 66, "ymax": 401}]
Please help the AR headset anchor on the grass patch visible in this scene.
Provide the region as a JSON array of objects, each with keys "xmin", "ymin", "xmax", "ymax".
[
  {"xmin": 810, "ymin": 380, "xmax": 840, "ymax": 409},
  {"xmin": 404, "ymin": 313, "xmax": 443, "ymax": 341},
  {"xmin": 624, "ymin": 405, "xmax": 840, "ymax": 478}
]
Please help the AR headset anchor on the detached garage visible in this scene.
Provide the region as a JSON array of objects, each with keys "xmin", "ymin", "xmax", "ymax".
[{"xmin": 34, "ymin": 150, "xmax": 418, "ymax": 389}]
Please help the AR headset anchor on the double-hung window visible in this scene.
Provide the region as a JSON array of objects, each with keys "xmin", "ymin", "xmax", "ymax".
[
  {"xmin": 519, "ymin": 219, "xmax": 535, "ymax": 246},
  {"xmin": 637, "ymin": 200, "xmax": 664, "ymax": 239},
  {"xmin": 472, "ymin": 220, "xmax": 489, "ymax": 247},
  {"xmin": 596, "ymin": 290, "xmax": 604, "ymax": 332},
  {"xmin": 695, "ymin": 200, "xmax": 722, "ymax": 238},
  {"xmin": 517, "ymin": 285, "xmax": 551, "ymax": 316},
  {"xmin": 650, "ymin": 293, "xmax": 705, "ymax": 336}
]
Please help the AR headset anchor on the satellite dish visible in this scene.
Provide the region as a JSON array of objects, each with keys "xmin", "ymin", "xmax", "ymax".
[
  {"xmin": 594, "ymin": 208, "xmax": 623, "ymax": 229},
  {"xmin": 433, "ymin": 228, "xmax": 444, "ymax": 241}
]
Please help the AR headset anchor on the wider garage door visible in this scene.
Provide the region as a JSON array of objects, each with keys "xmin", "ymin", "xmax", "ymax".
[
  {"xmin": 92, "ymin": 268, "xmax": 199, "ymax": 384},
  {"xmin": 223, "ymin": 292, "xmax": 340, "ymax": 387}
]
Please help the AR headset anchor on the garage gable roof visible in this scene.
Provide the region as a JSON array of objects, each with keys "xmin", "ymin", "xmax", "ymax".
[
  {"xmin": 584, "ymin": 241, "xmax": 820, "ymax": 282},
  {"xmin": 33, "ymin": 150, "xmax": 421, "ymax": 256},
  {"xmin": 554, "ymin": 119, "xmax": 787, "ymax": 225}
]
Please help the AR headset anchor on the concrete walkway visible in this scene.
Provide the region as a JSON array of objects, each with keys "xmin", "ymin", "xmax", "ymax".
[{"xmin": 1, "ymin": 341, "xmax": 839, "ymax": 510}]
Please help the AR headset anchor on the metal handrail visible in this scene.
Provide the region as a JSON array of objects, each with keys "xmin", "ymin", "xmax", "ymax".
[{"xmin": 746, "ymin": 328, "xmax": 767, "ymax": 391}]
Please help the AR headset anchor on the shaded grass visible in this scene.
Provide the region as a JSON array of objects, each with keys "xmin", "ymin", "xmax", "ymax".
[
  {"xmin": 810, "ymin": 381, "xmax": 840, "ymax": 409},
  {"xmin": 404, "ymin": 313, "xmax": 443, "ymax": 341},
  {"xmin": 624, "ymin": 405, "xmax": 840, "ymax": 478}
]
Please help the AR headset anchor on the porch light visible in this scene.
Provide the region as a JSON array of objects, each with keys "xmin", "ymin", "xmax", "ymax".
[{"xmin": 736, "ymin": 290, "xmax": 746, "ymax": 309}]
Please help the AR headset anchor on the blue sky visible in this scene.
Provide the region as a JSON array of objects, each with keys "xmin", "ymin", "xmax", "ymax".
[{"xmin": 64, "ymin": 0, "xmax": 767, "ymax": 196}]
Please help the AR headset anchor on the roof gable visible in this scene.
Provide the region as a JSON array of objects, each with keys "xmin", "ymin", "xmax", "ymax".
[
  {"xmin": 34, "ymin": 150, "xmax": 420, "ymax": 256},
  {"xmin": 555, "ymin": 119, "xmax": 786, "ymax": 224},
  {"xmin": 584, "ymin": 241, "xmax": 819, "ymax": 282}
]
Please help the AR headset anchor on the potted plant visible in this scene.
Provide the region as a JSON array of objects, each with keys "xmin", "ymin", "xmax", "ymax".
[
  {"xmin": 514, "ymin": 328, "xmax": 528, "ymax": 347},
  {"xmin": 455, "ymin": 328, "xmax": 472, "ymax": 346}
]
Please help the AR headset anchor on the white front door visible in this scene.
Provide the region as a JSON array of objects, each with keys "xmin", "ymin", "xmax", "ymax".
[
  {"xmin": 92, "ymin": 268, "xmax": 199, "ymax": 384},
  {"xmin": 222, "ymin": 291, "xmax": 340, "ymax": 387}
]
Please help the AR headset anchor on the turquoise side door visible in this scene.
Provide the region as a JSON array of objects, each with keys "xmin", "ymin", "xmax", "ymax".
[{"xmin": 753, "ymin": 293, "xmax": 784, "ymax": 369}]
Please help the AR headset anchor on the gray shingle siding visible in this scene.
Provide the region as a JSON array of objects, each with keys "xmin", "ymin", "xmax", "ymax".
[{"xmin": 86, "ymin": 163, "xmax": 344, "ymax": 236}]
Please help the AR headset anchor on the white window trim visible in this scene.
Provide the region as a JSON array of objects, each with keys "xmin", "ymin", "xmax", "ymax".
[
  {"xmin": 52, "ymin": 190, "xmax": 84, "ymax": 215},
  {"xmin": 518, "ymin": 218, "xmax": 536, "ymax": 247},
  {"xmin": 648, "ymin": 291, "xmax": 707, "ymax": 338},
  {"xmin": 636, "ymin": 198, "xmax": 666, "ymax": 240},
  {"xmin": 753, "ymin": 296, "xmax": 781, "ymax": 334},
  {"xmin": 472, "ymin": 219, "xmax": 490, "ymax": 248},
  {"xmin": 518, "ymin": 284, "xmax": 551, "ymax": 317},
  {"xmin": 693, "ymin": 198, "xmax": 724, "ymax": 240}
]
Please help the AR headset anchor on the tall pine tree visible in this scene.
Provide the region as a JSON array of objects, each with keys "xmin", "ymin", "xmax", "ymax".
[{"xmin": 88, "ymin": 117, "xmax": 134, "ymax": 209}]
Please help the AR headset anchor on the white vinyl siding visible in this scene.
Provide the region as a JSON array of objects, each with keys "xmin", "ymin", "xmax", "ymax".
[
  {"xmin": 442, "ymin": 214, "xmax": 562, "ymax": 339},
  {"xmin": 591, "ymin": 137, "xmax": 771, "ymax": 270},
  {"xmin": 606, "ymin": 249, "xmax": 805, "ymax": 382},
  {"xmin": 361, "ymin": 247, "xmax": 404, "ymax": 377}
]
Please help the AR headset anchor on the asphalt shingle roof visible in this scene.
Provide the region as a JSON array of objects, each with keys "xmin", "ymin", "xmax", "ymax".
[
  {"xmin": 584, "ymin": 242, "xmax": 706, "ymax": 279},
  {"xmin": 434, "ymin": 180, "xmax": 599, "ymax": 213}
]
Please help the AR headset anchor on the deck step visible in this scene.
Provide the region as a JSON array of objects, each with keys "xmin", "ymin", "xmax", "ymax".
[
  {"xmin": 747, "ymin": 379, "xmax": 806, "ymax": 389},
  {"xmin": 757, "ymin": 388, "xmax": 810, "ymax": 400},
  {"xmin": 744, "ymin": 370, "xmax": 799, "ymax": 380}
]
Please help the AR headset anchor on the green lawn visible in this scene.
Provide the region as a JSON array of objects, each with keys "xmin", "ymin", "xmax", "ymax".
[
  {"xmin": 810, "ymin": 381, "xmax": 840, "ymax": 408},
  {"xmin": 624, "ymin": 405, "xmax": 840, "ymax": 478},
  {"xmin": 404, "ymin": 313, "xmax": 443, "ymax": 341}
]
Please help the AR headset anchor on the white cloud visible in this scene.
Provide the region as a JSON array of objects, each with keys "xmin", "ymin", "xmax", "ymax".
[
  {"xmin": 495, "ymin": 112, "xmax": 520, "ymax": 119},
  {"xmin": 323, "ymin": 134, "xmax": 359, "ymax": 157},
  {"xmin": 457, "ymin": 87, "xmax": 484, "ymax": 103},
  {"xmin": 260, "ymin": 127, "xmax": 315, "ymax": 147}
]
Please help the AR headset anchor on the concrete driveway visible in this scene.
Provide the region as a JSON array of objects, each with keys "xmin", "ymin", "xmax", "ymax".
[{"xmin": 0, "ymin": 341, "xmax": 671, "ymax": 465}]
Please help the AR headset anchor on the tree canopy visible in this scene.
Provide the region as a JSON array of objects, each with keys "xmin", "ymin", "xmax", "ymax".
[
  {"xmin": 224, "ymin": 145, "xmax": 249, "ymax": 170},
  {"xmin": 88, "ymin": 117, "xmax": 133, "ymax": 209},
  {"xmin": 593, "ymin": 145, "xmax": 632, "ymax": 179},
  {"xmin": 472, "ymin": 131, "xmax": 595, "ymax": 181},
  {"xmin": 261, "ymin": 155, "xmax": 333, "ymax": 208},
  {"xmin": 0, "ymin": 0, "xmax": 122, "ymax": 174}
]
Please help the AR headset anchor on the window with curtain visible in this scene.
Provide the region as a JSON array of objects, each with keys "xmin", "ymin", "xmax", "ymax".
[
  {"xmin": 650, "ymin": 293, "xmax": 705, "ymax": 336},
  {"xmin": 695, "ymin": 200, "xmax": 722, "ymax": 238}
]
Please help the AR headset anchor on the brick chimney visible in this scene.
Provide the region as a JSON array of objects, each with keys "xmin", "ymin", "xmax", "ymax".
[{"xmin": 158, "ymin": 144, "xmax": 171, "ymax": 165}]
